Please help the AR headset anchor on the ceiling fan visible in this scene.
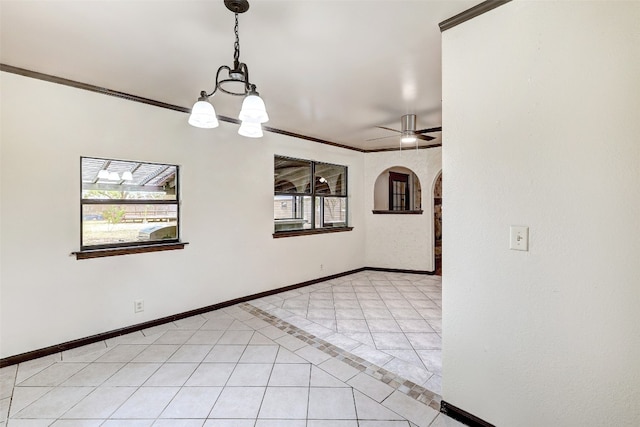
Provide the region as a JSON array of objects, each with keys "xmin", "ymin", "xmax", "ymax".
[{"xmin": 367, "ymin": 114, "xmax": 442, "ymax": 144}]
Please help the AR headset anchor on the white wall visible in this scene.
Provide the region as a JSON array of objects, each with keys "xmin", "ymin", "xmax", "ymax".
[
  {"xmin": 364, "ymin": 149, "xmax": 441, "ymax": 271},
  {"xmin": 0, "ymin": 72, "xmax": 365, "ymax": 358},
  {"xmin": 442, "ymin": 1, "xmax": 640, "ymax": 426}
]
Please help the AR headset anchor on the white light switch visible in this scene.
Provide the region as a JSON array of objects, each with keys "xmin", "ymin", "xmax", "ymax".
[{"xmin": 510, "ymin": 226, "xmax": 529, "ymax": 251}]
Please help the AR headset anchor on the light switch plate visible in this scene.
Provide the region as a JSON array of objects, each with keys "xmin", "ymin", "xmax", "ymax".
[{"xmin": 510, "ymin": 226, "xmax": 529, "ymax": 251}]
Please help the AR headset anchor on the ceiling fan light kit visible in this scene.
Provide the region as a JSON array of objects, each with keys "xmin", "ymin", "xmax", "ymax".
[
  {"xmin": 400, "ymin": 114, "xmax": 417, "ymax": 143},
  {"xmin": 188, "ymin": 0, "xmax": 268, "ymax": 137},
  {"xmin": 368, "ymin": 114, "xmax": 442, "ymax": 148}
]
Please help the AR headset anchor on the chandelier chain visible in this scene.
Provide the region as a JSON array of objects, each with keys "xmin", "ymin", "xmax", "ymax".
[{"xmin": 233, "ymin": 13, "xmax": 240, "ymax": 64}]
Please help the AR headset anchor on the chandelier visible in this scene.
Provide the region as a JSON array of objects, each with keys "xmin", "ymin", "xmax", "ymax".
[{"xmin": 188, "ymin": 0, "xmax": 268, "ymax": 138}]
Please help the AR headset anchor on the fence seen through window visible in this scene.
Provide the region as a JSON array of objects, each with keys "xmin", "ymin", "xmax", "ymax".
[{"xmin": 81, "ymin": 157, "xmax": 179, "ymax": 249}]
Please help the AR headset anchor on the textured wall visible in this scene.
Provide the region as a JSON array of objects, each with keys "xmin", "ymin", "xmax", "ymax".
[
  {"xmin": 0, "ymin": 72, "xmax": 366, "ymax": 358},
  {"xmin": 441, "ymin": 1, "xmax": 640, "ymax": 425},
  {"xmin": 364, "ymin": 149, "xmax": 441, "ymax": 271}
]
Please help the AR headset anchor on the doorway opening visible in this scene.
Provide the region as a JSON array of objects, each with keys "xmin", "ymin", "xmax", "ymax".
[{"xmin": 434, "ymin": 172, "xmax": 442, "ymax": 275}]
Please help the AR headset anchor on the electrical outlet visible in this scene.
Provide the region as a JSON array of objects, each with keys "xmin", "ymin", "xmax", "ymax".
[
  {"xmin": 134, "ymin": 299, "xmax": 144, "ymax": 313},
  {"xmin": 320, "ymin": 264, "xmax": 324, "ymax": 270}
]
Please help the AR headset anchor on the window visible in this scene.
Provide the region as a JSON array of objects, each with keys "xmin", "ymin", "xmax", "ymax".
[
  {"xmin": 389, "ymin": 172, "xmax": 410, "ymax": 211},
  {"xmin": 80, "ymin": 157, "xmax": 180, "ymax": 251},
  {"xmin": 274, "ymin": 156, "xmax": 349, "ymax": 235}
]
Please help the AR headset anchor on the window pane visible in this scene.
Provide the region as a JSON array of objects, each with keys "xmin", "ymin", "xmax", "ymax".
[
  {"xmin": 274, "ymin": 156, "xmax": 312, "ymax": 194},
  {"xmin": 274, "ymin": 195, "xmax": 312, "ymax": 231},
  {"xmin": 323, "ymin": 197, "xmax": 347, "ymax": 227},
  {"xmin": 82, "ymin": 204, "xmax": 177, "ymax": 247},
  {"xmin": 81, "ymin": 157, "xmax": 177, "ymax": 201},
  {"xmin": 315, "ymin": 163, "xmax": 346, "ymax": 196}
]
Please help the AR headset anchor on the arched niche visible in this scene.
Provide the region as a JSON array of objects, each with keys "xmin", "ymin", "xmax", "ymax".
[{"xmin": 373, "ymin": 166, "xmax": 422, "ymax": 212}]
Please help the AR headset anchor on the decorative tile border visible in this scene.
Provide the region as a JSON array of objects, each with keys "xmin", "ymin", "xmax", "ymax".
[{"xmin": 240, "ymin": 302, "xmax": 441, "ymax": 411}]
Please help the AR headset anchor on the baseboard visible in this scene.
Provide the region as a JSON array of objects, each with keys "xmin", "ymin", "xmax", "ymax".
[
  {"xmin": 0, "ymin": 267, "xmax": 367, "ymax": 368},
  {"xmin": 365, "ymin": 266, "xmax": 436, "ymax": 275},
  {"xmin": 440, "ymin": 400, "xmax": 495, "ymax": 427}
]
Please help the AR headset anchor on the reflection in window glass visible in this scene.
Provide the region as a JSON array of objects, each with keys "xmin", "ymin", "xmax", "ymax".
[
  {"xmin": 274, "ymin": 157, "xmax": 312, "ymax": 194},
  {"xmin": 81, "ymin": 157, "xmax": 180, "ymax": 249},
  {"xmin": 274, "ymin": 156, "xmax": 347, "ymax": 233},
  {"xmin": 315, "ymin": 163, "xmax": 346, "ymax": 196}
]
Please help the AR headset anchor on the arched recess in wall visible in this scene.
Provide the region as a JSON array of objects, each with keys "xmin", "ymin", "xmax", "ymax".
[{"xmin": 372, "ymin": 166, "xmax": 422, "ymax": 213}]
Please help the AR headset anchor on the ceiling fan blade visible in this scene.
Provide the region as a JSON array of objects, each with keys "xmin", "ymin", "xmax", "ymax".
[
  {"xmin": 416, "ymin": 134, "xmax": 436, "ymax": 141},
  {"xmin": 365, "ymin": 134, "xmax": 399, "ymax": 142},
  {"xmin": 420, "ymin": 143, "xmax": 442, "ymax": 149},
  {"xmin": 375, "ymin": 126, "xmax": 401, "ymax": 133},
  {"xmin": 415, "ymin": 126, "xmax": 442, "ymax": 134}
]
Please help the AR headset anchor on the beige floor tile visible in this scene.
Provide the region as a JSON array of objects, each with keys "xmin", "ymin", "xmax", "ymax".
[
  {"xmin": 185, "ymin": 330, "xmax": 224, "ymax": 345},
  {"xmin": 8, "ymin": 387, "xmax": 52, "ymax": 416},
  {"xmin": 239, "ymin": 345, "xmax": 278, "ymax": 363},
  {"xmin": 258, "ymin": 387, "xmax": 309, "ymax": 419},
  {"xmin": 51, "ymin": 420, "xmax": 103, "ymax": 426},
  {"xmin": 152, "ymin": 330, "xmax": 196, "ymax": 345},
  {"xmin": 294, "ymin": 345, "xmax": 331, "ymax": 365},
  {"xmin": 184, "ymin": 363, "xmax": 235, "ymax": 387},
  {"xmin": 382, "ymin": 391, "xmax": 439, "ymax": 427},
  {"xmin": 353, "ymin": 390, "xmax": 406, "ymax": 421},
  {"xmin": 110, "ymin": 387, "xmax": 179, "ymax": 418},
  {"xmin": 167, "ymin": 345, "xmax": 213, "ymax": 363},
  {"xmin": 308, "ymin": 387, "xmax": 356, "ymax": 419},
  {"xmin": 18, "ymin": 363, "xmax": 88, "ymax": 387},
  {"xmin": 208, "ymin": 386, "xmax": 265, "ymax": 419},
  {"xmin": 96, "ymin": 345, "xmax": 147, "ymax": 363},
  {"xmin": 132, "ymin": 345, "xmax": 180, "ymax": 363},
  {"xmin": 318, "ymin": 358, "xmax": 359, "ymax": 382},
  {"xmin": 255, "ymin": 420, "xmax": 306, "ymax": 427},
  {"xmin": 348, "ymin": 373, "xmax": 395, "ymax": 402},
  {"xmin": 275, "ymin": 348, "xmax": 307, "ymax": 364},
  {"xmin": 102, "ymin": 363, "xmax": 160, "ymax": 386},
  {"xmin": 13, "ymin": 387, "xmax": 93, "ymax": 419},
  {"xmin": 203, "ymin": 344, "xmax": 246, "ymax": 363},
  {"xmin": 62, "ymin": 386, "xmax": 136, "ymax": 419},
  {"xmin": 217, "ymin": 330, "xmax": 254, "ymax": 345},
  {"xmin": 226, "ymin": 363, "xmax": 272, "ymax": 386},
  {"xmin": 61, "ymin": 363, "xmax": 124, "ymax": 386},
  {"xmin": 153, "ymin": 419, "xmax": 206, "ymax": 427},
  {"xmin": 268, "ymin": 363, "xmax": 310, "ymax": 387},
  {"xmin": 159, "ymin": 386, "xmax": 222, "ymax": 418},
  {"xmin": 143, "ymin": 363, "xmax": 198, "ymax": 386},
  {"xmin": 310, "ymin": 366, "xmax": 350, "ymax": 388}
]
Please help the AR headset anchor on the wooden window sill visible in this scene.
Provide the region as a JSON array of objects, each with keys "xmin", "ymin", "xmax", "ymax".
[
  {"xmin": 72, "ymin": 242, "xmax": 188, "ymax": 260},
  {"xmin": 273, "ymin": 227, "xmax": 353, "ymax": 238},
  {"xmin": 372, "ymin": 210, "xmax": 423, "ymax": 215}
]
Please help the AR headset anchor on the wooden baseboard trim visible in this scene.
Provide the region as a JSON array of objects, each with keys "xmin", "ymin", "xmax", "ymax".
[
  {"xmin": 365, "ymin": 266, "xmax": 436, "ymax": 275},
  {"xmin": 0, "ymin": 267, "xmax": 366, "ymax": 368},
  {"xmin": 440, "ymin": 400, "xmax": 495, "ymax": 427}
]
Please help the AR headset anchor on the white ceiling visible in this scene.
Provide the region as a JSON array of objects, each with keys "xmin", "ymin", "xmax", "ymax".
[{"xmin": 0, "ymin": 0, "xmax": 479, "ymax": 151}]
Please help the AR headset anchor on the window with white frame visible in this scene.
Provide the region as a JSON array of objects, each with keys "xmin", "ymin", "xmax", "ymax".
[
  {"xmin": 80, "ymin": 157, "xmax": 179, "ymax": 250},
  {"xmin": 274, "ymin": 156, "xmax": 348, "ymax": 233}
]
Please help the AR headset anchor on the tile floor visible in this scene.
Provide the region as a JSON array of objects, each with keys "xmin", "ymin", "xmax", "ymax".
[
  {"xmin": 0, "ymin": 271, "xmax": 463, "ymax": 427},
  {"xmin": 250, "ymin": 270, "xmax": 443, "ymax": 395}
]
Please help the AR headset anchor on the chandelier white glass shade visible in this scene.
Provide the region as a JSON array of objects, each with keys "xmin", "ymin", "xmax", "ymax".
[
  {"xmin": 239, "ymin": 94, "xmax": 269, "ymax": 123},
  {"xmin": 188, "ymin": 0, "xmax": 268, "ymax": 137},
  {"xmin": 238, "ymin": 120, "xmax": 263, "ymax": 138},
  {"xmin": 188, "ymin": 98, "xmax": 219, "ymax": 128}
]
